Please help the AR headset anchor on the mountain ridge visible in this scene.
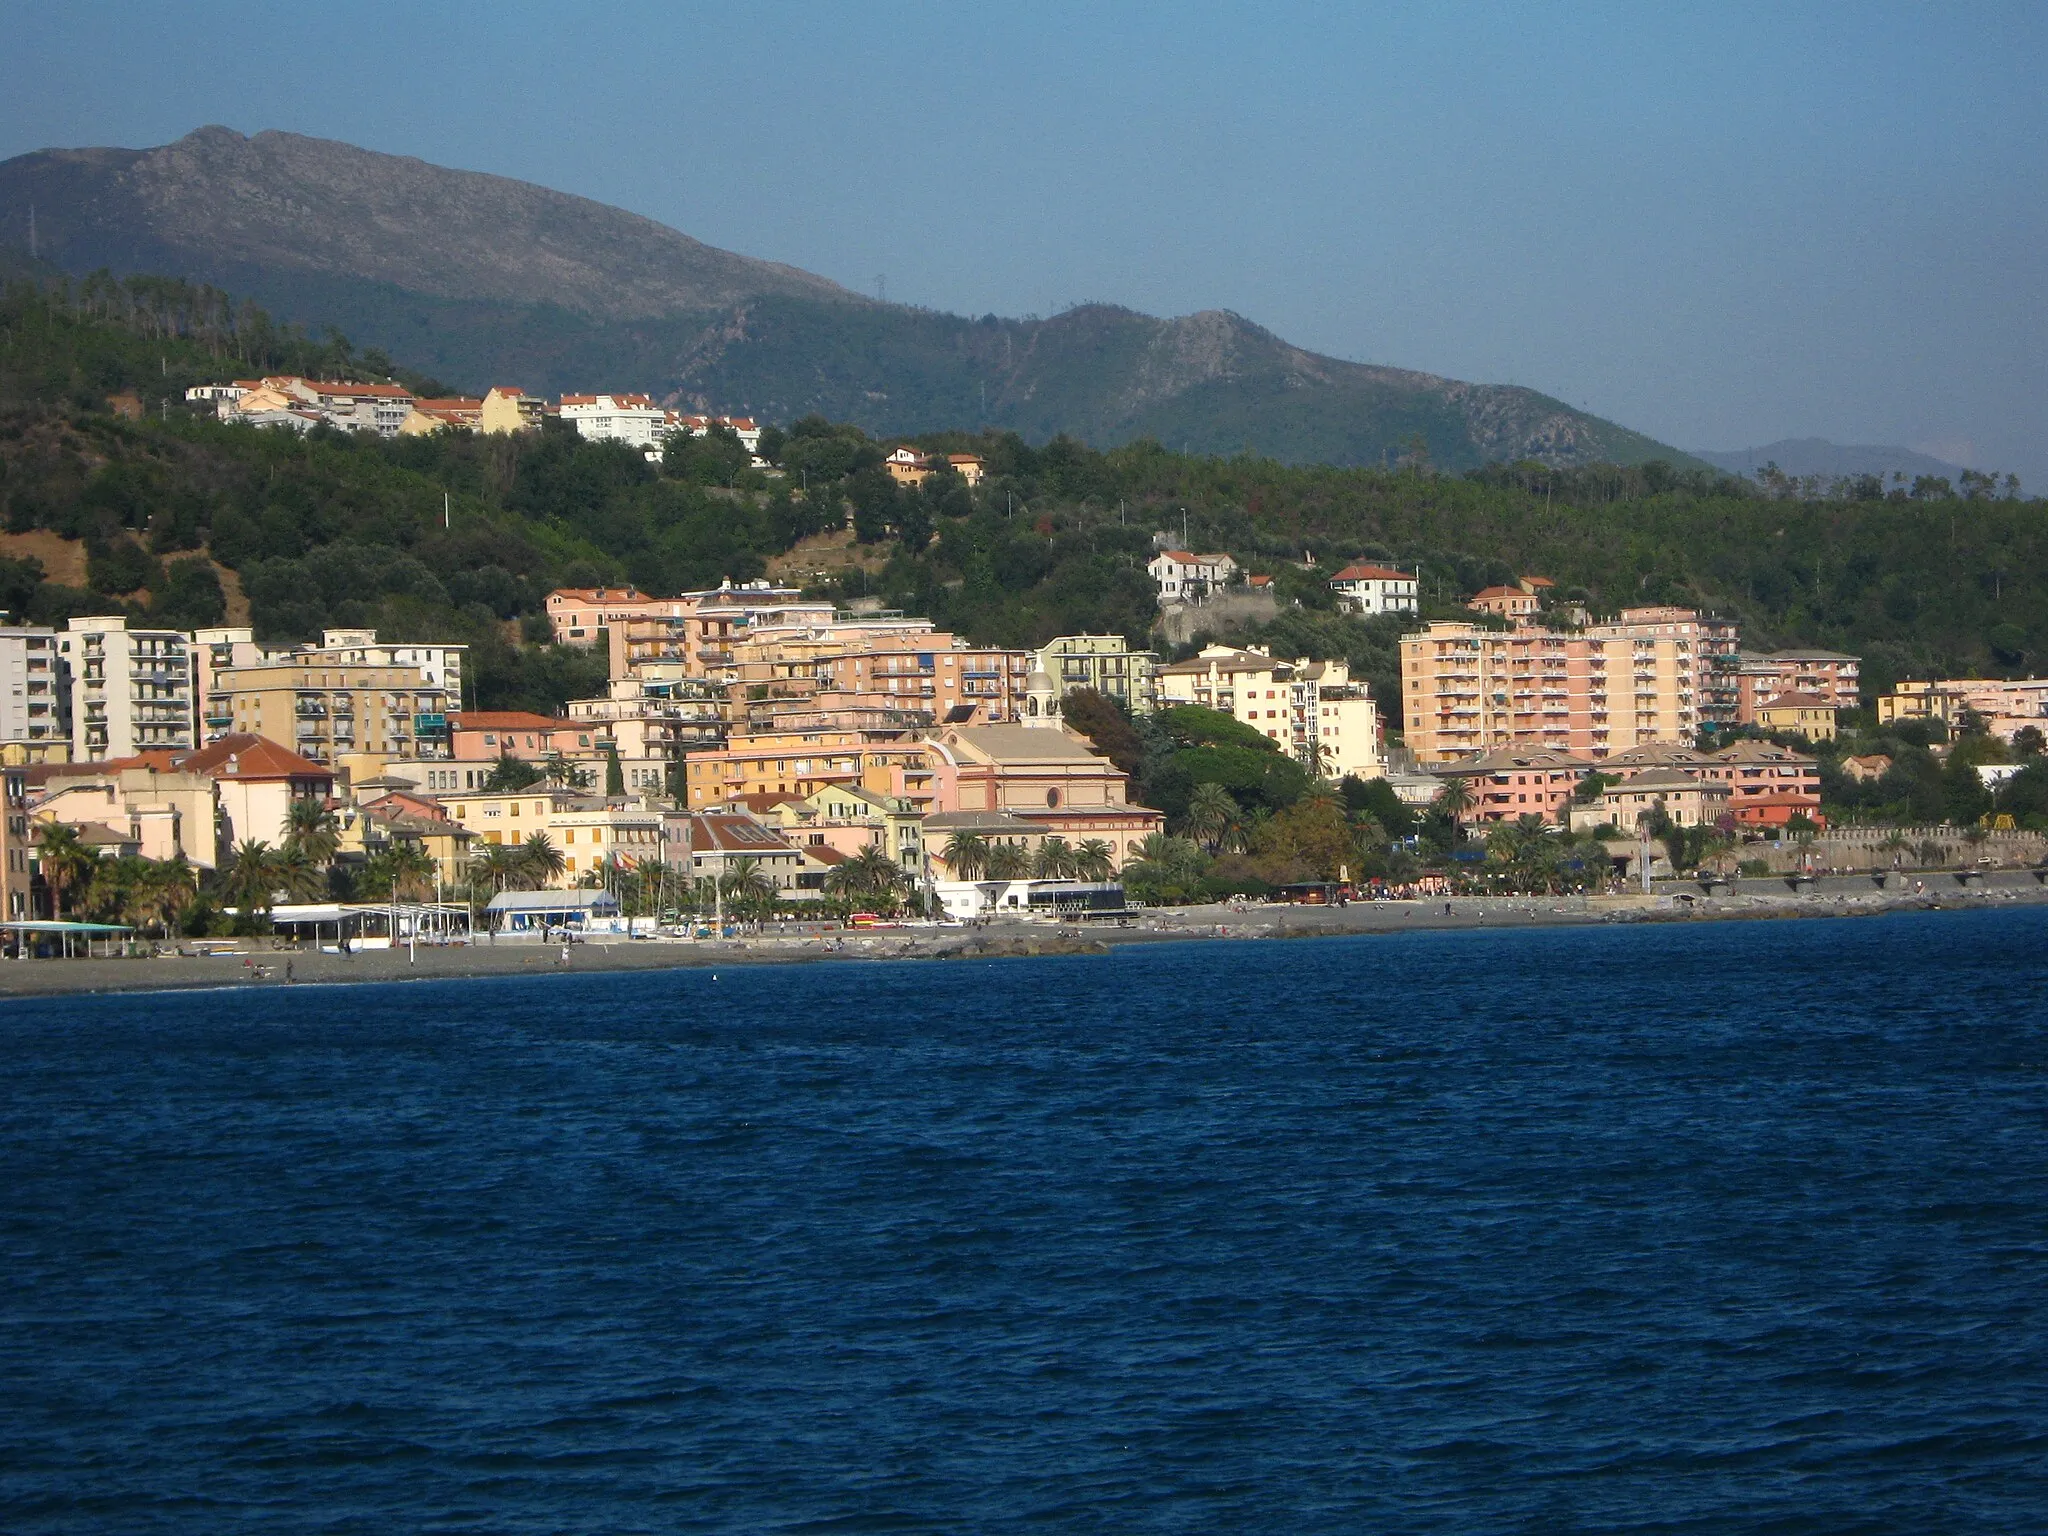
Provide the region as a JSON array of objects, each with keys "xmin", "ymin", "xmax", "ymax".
[
  {"xmin": 1694, "ymin": 438, "xmax": 1970, "ymax": 483},
  {"xmin": 0, "ymin": 126, "xmax": 1706, "ymax": 471}
]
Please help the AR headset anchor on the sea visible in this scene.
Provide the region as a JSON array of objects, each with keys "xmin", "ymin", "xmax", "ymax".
[{"xmin": 2, "ymin": 906, "xmax": 2045, "ymax": 1533}]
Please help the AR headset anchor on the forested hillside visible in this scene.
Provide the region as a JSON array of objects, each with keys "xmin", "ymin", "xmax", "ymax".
[{"xmin": 3, "ymin": 270, "xmax": 2044, "ymax": 725}]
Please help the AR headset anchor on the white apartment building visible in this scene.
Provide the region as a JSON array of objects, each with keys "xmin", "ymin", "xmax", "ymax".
[
  {"xmin": 1146, "ymin": 550, "xmax": 1238, "ymax": 604},
  {"xmin": 1329, "ymin": 563, "xmax": 1419, "ymax": 616},
  {"xmin": 60, "ymin": 617, "xmax": 196, "ymax": 761},
  {"xmin": 560, "ymin": 394, "xmax": 671, "ymax": 456},
  {"xmin": 0, "ymin": 626, "xmax": 69, "ymax": 755},
  {"xmin": 1156, "ymin": 643, "xmax": 1382, "ymax": 779}
]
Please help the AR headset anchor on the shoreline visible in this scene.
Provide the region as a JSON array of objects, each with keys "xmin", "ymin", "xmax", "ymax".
[{"xmin": 2, "ymin": 870, "xmax": 2042, "ymax": 1001}]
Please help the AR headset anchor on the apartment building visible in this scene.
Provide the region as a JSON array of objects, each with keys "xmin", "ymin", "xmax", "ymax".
[
  {"xmin": 1155, "ymin": 644, "xmax": 1382, "ymax": 777},
  {"xmin": 177, "ymin": 734, "xmax": 336, "ymax": 857},
  {"xmin": 32, "ymin": 758, "xmax": 218, "ymax": 869},
  {"xmin": 1329, "ymin": 564, "xmax": 1419, "ymax": 616},
  {"xmin": 478, "ymin": 387, "xmax": 544, "ymax": 434},
  {"xmin": 1601, "ymin": 739, "xmax": 1822, "ymax": 828},
  {"xmin": 61, "ymin": 617, "xmax": 196, "ymax": 762},
  {"xmin": 1435, "ymin": 747, "xmax": 1593, "ymax": 825},
  {"xmin": 682, "ymin": 724, "xmax": 938, "ymax": 810},
  {"xmin": 296, "ymin": 629, "xmax": 467, "ymax": 699},
  {"xmin": 439, "ymin": 788, "xmax": 662, "ymax": 883},
  {"xmin": 194, "ymin": 627, "xmax": 282, "ymax": 743},
  {"xmin": 0, "ymin": 626, "xmax": 69, "ymax": 758},
  {"xmin": 546, "ymin": 586, "xmax": 670, "ymax": 645},
  {"xmin": 2, "ymin": 764, "xmax": 31, "ymax": 918},
  {"xmin": 559, "ymin": 393, "xmax": 670, "ymax": 453},
  {"xmin": 1310, "ymin": 670, "xmax": 1384, "ymax": 782},
  {"xmin": 760, "ymin": 784, "xmax": 926, "ymax": 875},
  {"xmin": 1753, "ymin": 691, "xmax": 1839, "ymax": 741},
  {"xmin": 1468, "ymin": 585, "xmax": 1541, "ymax": 621},
  {"xmin": 820, "ymin": 640, "xmax": 1033, "ymax": 723},
  {"xmin": 1736, "ymin": 649, "xmax": 1861, "ymax": 722},
  {"xmin": 1568, "ymin": 768, "xmax": 1733, "ymax": 833},
  {"xmin": 217, "ymin": 661, "xmax": 453, "ymax": 766},
  {"xmin": 663, "ymin": 810, "xmax": 809, "ymax": 897},
  {"xmin": 1876, "ymin": 677, "xmax": 2048, "ymax": 741},
  {"xmin": 1035, "ymin": 634, "xmax": 1158, "ymax": 713},
  {"xmin": 1400, "ymin": 607, "xmax": 1718, "ymax": 766}
]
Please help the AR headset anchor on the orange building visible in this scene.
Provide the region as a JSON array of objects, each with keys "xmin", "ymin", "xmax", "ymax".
[{"xmin": 1401, "ymin": 607, "xmax": 1723, "ymax": 765}]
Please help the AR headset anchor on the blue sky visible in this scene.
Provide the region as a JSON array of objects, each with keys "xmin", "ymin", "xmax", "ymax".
[{"xmin": 4, "ymin": 2, "xmax": 2045, "ymax": 477}]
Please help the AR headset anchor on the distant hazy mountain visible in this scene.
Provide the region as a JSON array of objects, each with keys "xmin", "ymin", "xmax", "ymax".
[
  {"xmin": 1695, "ymin": 437, "xmax": 1967, "ymax": 483},
  {"xmin": 0, "ymin": 126, "xmax": 1705, "ymax": 471}
]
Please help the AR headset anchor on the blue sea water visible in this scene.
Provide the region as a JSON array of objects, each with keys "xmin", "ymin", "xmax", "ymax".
[{"xmin": 2, "ymin": 908, "xmax": 2046, "ymax": 1533}]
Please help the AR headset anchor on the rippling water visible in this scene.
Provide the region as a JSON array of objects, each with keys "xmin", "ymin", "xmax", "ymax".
[{"xmin": 3, "ymin": 907, "xmax": 2046, "ymax": 1532}]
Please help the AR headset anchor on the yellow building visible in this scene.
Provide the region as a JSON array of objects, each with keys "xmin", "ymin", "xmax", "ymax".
[
  {"xmin": 1753, "ymin": 691, "xmax": 1838, "ymax": 741},
  {"xmin": 478, "ymin": 386, "xmax": 543, "ymax": 434},
  {"xmin": 683, "ymin": 725, "xmax": 937, "ymax": 810},
  {"xmin": 759, "ymin": 784, "xmax": 926, "ymax": 875},
  {"xmin": 439, "ymin": 788, "xmax": 664, "ymax": 885},
  {"xmin": 219, "ymin": 662, "xmax": 453, "ymax": 767}
]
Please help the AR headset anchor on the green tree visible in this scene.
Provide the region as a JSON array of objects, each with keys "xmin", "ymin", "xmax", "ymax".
[
  {"xmin": 941, "ymin": 831, "xmax": 990, "ymax": 880},
  {"xmin": 283, "ymin": 797, "xmax": 340, "ymax": 866},
  {"xmin": 482, "ymin": 756, "xmax": 543, "ymax": 792},
  {"xmin": 1033, "ymin": 836, "xmax": 1080, "ymax": 879},
  {"xmin": 32, "ymin": 822, "xmax": 96, "ymax": 920},
  {"xmin": 1180, "ymin": 781, "xmax": 1241, "ymax": 853},
  {"xmin": 984, "ymin": 842, "xmax": 1032, "ymax": 881},
  {"xmin": 224, "ymin": 840, "xmax": 281, "ymax": 920},
  {"xmin": 364, "ymin": 842, "xmax": 435, "ymax": 902},
  {"xmin": 517, "ymin": 832, "xmax": 566, "ymax": 887},
  {"xmin": 1074, "ymin": 839, "xmax": 1115, "ymax": 881}
]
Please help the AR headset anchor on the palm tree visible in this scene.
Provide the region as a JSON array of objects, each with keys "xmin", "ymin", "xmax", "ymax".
[
  {"xmin": 720, "ymin": 857, "xmax": 776, "ymax": 919},
  {"xmin": 1033, "ymin": 836, "xmax": 1079, "ymax": 879},
  {"xmin": 471, "ymin": 841, "xmax": 521, "ymax": 894},
  {"xmin": 518, "ymin": 832, "xmax": 566, "ymax": 888},
  {"xmin": 283, "ymin": 798, "xmax": 339, "ymax": 866},
  {"xmin": 941, "ymin": 831, "xmax": 990, "ymax": 880},
  {"xmin": 225, "ymin": 839, "xmax": 281, "ymax": 918},
  {"xmin": 540, "ymin": 754, "xmax": 592, "ymax": 791},
  {"xmin": 1133, "ymin": 831, "xmax": 1182, "ymax": 866},
  {"xmin": 1433, "ymin": 777, "xmax": 1472, "ymax": 820},
  {"xmin": 984, "ymin": 842, "xmax": 1031, "ymax": 880},
  {"xmin": 837, "ymin": 845, "xmax": 902, "ymax": 903},
  {"xmin": 366, "ymin": 843, "xmax": 436, "ymax": 902},
  {"xmin": 33, "ymin": 821, "xmax": 95, "ymax": 920},
  {"xmin": 1074, "ymin": 839, "xmax": 1115, "ymax": 881},
  {"xmin": 1181, "ymin": 782, "xmax": 1240, "ymax": 853},
  {"xmin": 142, "ymin": 857, "xmax": 198, "ymax": 937},
  {"xmin": 273, "ymin": 845, "xmax": 328, "ymax": 901}
]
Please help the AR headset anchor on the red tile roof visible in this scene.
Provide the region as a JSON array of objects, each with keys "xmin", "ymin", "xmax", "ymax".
[
  {"xmin": 1331, "ymin": 564, "xmax": 1411, "ymax": 582},
  {"xmin": 176, "ymin": 734, "xmax": 333, "ymax": 782}
]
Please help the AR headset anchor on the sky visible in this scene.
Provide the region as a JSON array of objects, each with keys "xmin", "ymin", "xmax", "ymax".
[{"xmin": 4, "ymin": 2, "xmax": 2045, "ymax": 477}]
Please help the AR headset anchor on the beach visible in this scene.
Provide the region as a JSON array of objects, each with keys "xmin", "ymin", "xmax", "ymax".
[{"xmin": 2, "ymin": 868, "xmax": 2041, "ymax": 999}]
